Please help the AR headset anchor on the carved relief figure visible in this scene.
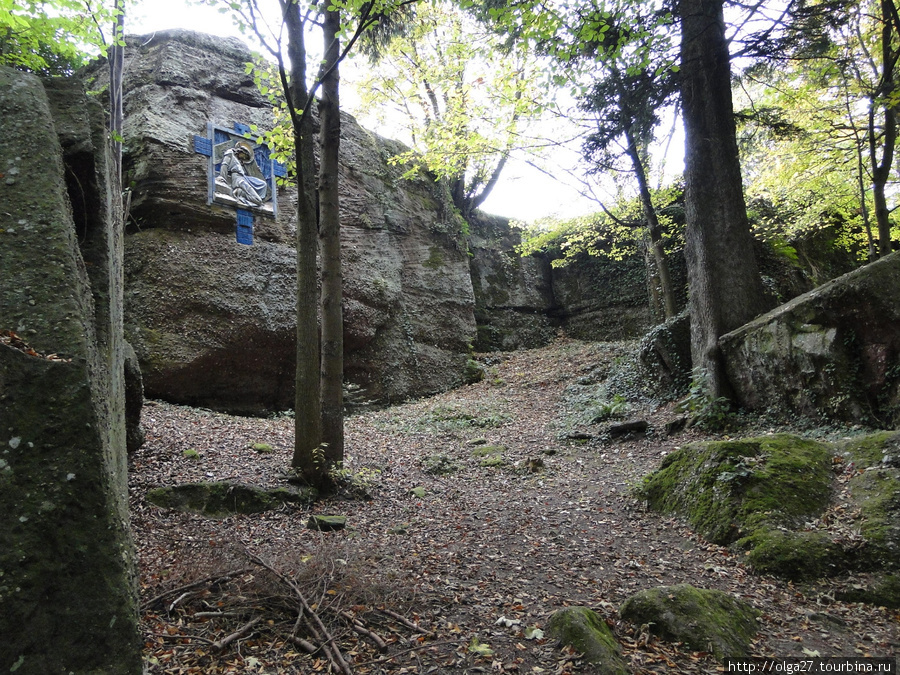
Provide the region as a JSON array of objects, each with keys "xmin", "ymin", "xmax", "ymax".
[{"xmin": 217, "ymin": 140, "xmax": 268, "ymax": 207}]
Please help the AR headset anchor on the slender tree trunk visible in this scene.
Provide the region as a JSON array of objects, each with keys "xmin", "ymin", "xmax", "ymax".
[
  {"xmin": 871, "ymin": 0, "xmax": 898, "ymax": 257},
  {"xmin": 623, "ymin": 125, "xmax": 677, "ymax": 320},
  {"xmin": 679, "ymin": 0, "xmax": 768, "ymax": 400},
  {"xmin": 319, "ymin": 5, "xmax": 344, "ymax": 467},
  {"xmin": 283, "ymin": 0, "xmax": 323, "ymax": 477},
  {"xmin": 109, "ymin": 0, "xmax": 124, "ymax": 185},
  {"xmin": 869, "ymin": 103, "xmax": 894, "ymax": 257}
]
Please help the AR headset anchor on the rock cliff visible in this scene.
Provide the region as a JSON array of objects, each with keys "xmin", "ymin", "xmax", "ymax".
[
  {"xmin": 0, "ymin": 68, "xmax": 141, "ymax": 673},
  {"xmin": 86, "ymin": 30, "xmax": 475, "ymax": 414}
]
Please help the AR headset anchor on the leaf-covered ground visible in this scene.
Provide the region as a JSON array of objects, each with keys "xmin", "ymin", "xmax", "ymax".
[{"xmin": 131, "ymin": 338, "xmax": 900, "ymax": 674}]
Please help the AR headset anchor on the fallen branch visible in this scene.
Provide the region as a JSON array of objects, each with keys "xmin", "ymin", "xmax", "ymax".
[
  {"xmin": 141, "ymin": 567, "xmax": 254, "ymax": 610},
  {"xmin": 212, "ymin": 616, "xmax": 263, "ymax": 652},
  {"xmin": 287, "ymin": 635, "xmax": 318, "ymax": 654},
  {"xmin": 244, "ymin": 548, "xmax": 352, "ymax": 675},
  {"xmin": 150, "ymin": 632, "xmax": 215, "ymax": 645},
  {"xmin": 341, "ymin": 611, "xmax": 388, "ymax": 652},
  {"xmin": 378, "ymin": 608, "xmax": 434, "ymax": 636}
]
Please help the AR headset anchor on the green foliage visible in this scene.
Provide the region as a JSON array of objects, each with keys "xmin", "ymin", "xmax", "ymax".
[
  {"xmin": 677, "ymin": 369, "xmax": 732, "ymax": 431},
  {"xmin": 517, "ymin": 183, "xmax": 684, "ymax": 266},
  {"xmin": 735, "ymin": 1, "xmax": 900, "ymax": 257},
  {"xmin": 251, "ymin": 442, "xmax": 274, "ymax": 453},
  {"xmin": 182, "ymin": 448, "xmax": 201, "ymax": 460},
  {"xmin": 0, "ymin": 0, "xmax": 119, "ymax": 74},
  {"xmin": 588, "ymin": 393, "xmax": 627, "ymax": 423},
  {"xmin": 348, "ymin": 1, "xmax": 546, "ymax": 213},
  {"xmin": 328, "ymin": 464, "xmax": 382, "ymax": 497},
  {"xmin": 421, "ymin": 454, "xmax": 458, "ymax": 475}
]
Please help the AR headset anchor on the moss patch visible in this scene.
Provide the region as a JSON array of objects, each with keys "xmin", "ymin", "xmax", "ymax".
[
  {"xmin": 422, "ymin": 245, "xmax": 445, "ymax": 269},
  {"xmin": 636, "ymin": 434, "xmax": 834, "ymax": 545},
  {"xmin": 619, "ymin": 584, "xmax": 759, "ymax": 659},
  {"xmin": 739, "ymin": 529, "xmax": 847, "ymax": 581},
  {"xmin": 546, "ymin": 607, "xmax": 628, "ymax": 674},
  {"xmin": 834, "ymin": 574, "xmax": 900, "ymax": 608},
  {"xmin": 841, "ymin": 433, "xmax": 900, "ymax": 569}
]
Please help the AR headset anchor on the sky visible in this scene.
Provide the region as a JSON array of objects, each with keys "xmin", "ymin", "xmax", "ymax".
[{"xmin": 128, "ymin": 2, "xmax": 652, "ymax": 224}]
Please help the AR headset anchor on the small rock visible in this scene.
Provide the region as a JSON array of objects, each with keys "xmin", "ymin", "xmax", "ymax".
[
  {"xmin": 307, "ymin": 515, "xmax": 347, "ymax": 532},
  {"xmin": 606, "ymin": 420, "xmax": 649, "ymax": 438}
]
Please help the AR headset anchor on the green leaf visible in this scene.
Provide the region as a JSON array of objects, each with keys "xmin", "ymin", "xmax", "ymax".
[
  {"xmin": 524, "ymin": 626, "xmax": 544, "ymax": 640},
  {"xmin": 468, "ymin": 637, "xmax": 493, "ymax": 657}
]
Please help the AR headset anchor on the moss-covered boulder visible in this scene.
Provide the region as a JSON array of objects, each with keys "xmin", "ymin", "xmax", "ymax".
[
  {"xmin": 307, "ymin": 515, "xmax": 347, "ymax": 532},
  {"xmin": 146, "ymin": 481, "xmax": 316, "ymax": 517},
  {"xmin": 840, "ymin": 432, "xmax": 900, "ymax": 569},
  {"xmin": 546, "ymin": 607, "xmax": 629, "ymax": 675},
  {"xmin": 638, "ymin": 432, "xmax": 900, "ymax": 584},
  {"xmin": 619, "ymin": 585, "xmax": 759, "ymax": 659},
  {"xmin": 637, "ymin": 434, "xmax": 834, "ymax": 545}
]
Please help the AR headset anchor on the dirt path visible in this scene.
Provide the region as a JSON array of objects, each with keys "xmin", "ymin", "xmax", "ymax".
[{"xmin": 133, "ymin": 339, "xmax": 899, "ymax": 673}]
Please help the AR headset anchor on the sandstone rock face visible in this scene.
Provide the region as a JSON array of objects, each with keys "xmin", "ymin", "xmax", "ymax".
[
  {"xmin": 468, "ymin": 216, "xmax": 655, "ymax": 351},
  {"xmin": 468, "ymin": 214, "xmax": 558, "ymax": 351},
  {"xmin": 0, "ymin": 68, "xmax": 140, "ymax": 673},
  {"xmin": 720, "ymin": 252, "xmax": 900, "ymax": 426},
  {"xmin": 88, "ymin": 30, "xmax": 475, "ymax": 413}
]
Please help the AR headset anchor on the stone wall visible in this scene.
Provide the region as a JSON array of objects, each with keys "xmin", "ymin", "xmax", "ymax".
[{"xmin": 0, "ymin": 68, "xmax": 140, "ymax": 673}]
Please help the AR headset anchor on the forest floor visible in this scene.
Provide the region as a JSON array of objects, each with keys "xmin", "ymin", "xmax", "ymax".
[{"xmin": 132, "ymin": 338, "xmax": 900, "ymax": 674}]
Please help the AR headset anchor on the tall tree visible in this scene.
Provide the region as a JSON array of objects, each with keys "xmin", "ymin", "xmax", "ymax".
[
  {"xmin": 217, "ymin": 0, "xmax": 407, "ymax": 484},
  {"xmin": 318, "ymin": 3, "xmax": 344, "ymax": 463},
  {"xmin": 866, "ymin": 0, "xmax": 899, "ymax": 256},
  {"xmin": 352, "ymin": 1, "xmax": 540, "ymax": 217},
  {"xmin": 679, "ymin": 0, "xmax": 767, "ymax": 399},
  {"xmin": 578, "ymin": 4, "xmax": 680, "ymax": 319}
]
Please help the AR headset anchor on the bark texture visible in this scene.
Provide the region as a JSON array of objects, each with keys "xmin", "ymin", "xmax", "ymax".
[{"xmin": 319, "ymin": 7, "xmax": 344, "ymax": 465}]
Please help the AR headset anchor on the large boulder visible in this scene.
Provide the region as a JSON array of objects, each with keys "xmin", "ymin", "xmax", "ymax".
[
  {"xmin": 0, "ymin": 69, "xmax": 140, "ymax": 673},
  {"xmin": 638, "ymin": 432, "xmax": 900, "ymax": 582},
  {"xmin": 85, "ymin": 30, "xmax": 476, "ymax": 413},
  {"xmin": 720, "ymin": 251, "xmax": 900, "ymax": 427}
]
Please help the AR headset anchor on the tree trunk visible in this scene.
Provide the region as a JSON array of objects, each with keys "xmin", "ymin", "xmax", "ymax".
[
  {"xmin": 871, "ymin": 0, "xmax": 897, "ymax": 258},
  {"xmin": 319, "ymin": 5, "xmax": 344, "ymax": 467},
  {"xmin": 623, "ymin": 125, "xmax": 677, "ymax": 320},
  {"xmin": 679, "ymin": 0, "xmax": 768, "ymax": 399},
  {"xmin": 108, "ymin": 0, "xmax": 124, "ymax": 185},
  {"xmin": 283, "ymin": 0, "xmax": 323, "ymax": 477}
]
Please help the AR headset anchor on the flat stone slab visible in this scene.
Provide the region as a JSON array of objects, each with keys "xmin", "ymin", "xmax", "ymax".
[{"xmin": 146, "ymin": 481, "xmax": 316, "ymax": 517}]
